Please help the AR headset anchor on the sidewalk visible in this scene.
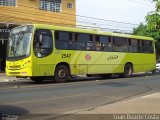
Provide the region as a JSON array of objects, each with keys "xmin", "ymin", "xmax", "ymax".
[
  {"xmin": 79, "ymin": 92, "xmax": 160, "ymax": 114},
  {"xmin": 0, "ymin": 72, "xmax": 16, "ymax": 82}
]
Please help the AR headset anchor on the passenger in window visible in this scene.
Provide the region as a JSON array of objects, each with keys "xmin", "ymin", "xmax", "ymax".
[
  {"xmin": 106, "ymin": 42, "xmax": 112, "ymax": 51},
  {"xmin": 95, "ymin": 41, "xmax": 101, "ymax": 51},
  {"xmin": 68, "ymin": 33, "xmax": 75, "ymax": 49},
  {"xmin": 86, "ymin": 42, "xmax": 92, "ymax": 50}
]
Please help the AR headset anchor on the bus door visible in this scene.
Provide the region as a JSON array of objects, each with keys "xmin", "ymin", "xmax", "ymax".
[{"xmin": 33, "ymin": 29, "xmax": 54, "ymax": 76}]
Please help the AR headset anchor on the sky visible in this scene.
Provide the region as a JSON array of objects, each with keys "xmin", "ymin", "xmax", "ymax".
[{"xmin": 76, "ymin": 0, "xmax": 156, "ymax": 32}]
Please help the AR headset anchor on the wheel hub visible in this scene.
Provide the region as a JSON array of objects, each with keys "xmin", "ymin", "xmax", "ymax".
[{"xmin": 58, "ymin": 69, "xmax": 66, "ymax": 78}]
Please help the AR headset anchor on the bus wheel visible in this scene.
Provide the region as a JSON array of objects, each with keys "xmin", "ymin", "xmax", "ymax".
[
  {"xmin": 122, "ymin": 63, "xmax": 133, "ymax": 77},
  {"xmin": 54, "ymin": 65, "xmax": 70, "ymax": 83}
]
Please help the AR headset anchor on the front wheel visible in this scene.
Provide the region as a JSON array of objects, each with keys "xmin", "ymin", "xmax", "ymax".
[
  {"xmin": 121, "ymin": 64, "xmax": 133, "ymax": 78},
  {"xmin": 54, "ymin": 65, "xmax": 70, "ymax": 83}
]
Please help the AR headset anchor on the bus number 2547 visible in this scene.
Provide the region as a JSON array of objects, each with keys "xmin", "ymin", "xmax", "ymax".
[{"xmin": 62, "ymin": 54, "xmax": 71, "ymax": 58}]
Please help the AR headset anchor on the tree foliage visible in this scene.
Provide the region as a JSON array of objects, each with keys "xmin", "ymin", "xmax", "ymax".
[
  {"xmin": 146, "ymin": 0, "xmax": 160, "ymax": 32},
  {"xmin": 133, "ymin": 0, "xmax": 160, "ymax": 58},
  {"xmin": 133, "ymin": 0, "xmax": 160, "ymax": 39}
]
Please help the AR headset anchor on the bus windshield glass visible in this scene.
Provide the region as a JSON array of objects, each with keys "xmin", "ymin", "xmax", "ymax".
[{"xmin": 7, "ymin": 25, "xmax": 33, "ymax": 59}]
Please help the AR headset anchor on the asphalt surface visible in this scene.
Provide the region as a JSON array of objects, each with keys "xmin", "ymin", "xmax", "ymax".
[{"xmin": 0, "ymin": 73, "xmax": 160, "ymax": 119}]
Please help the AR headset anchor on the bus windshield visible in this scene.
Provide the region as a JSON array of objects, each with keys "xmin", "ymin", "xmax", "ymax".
[{"xmin": 7, "ymin": 25, "xmax": 33, "ymax": 60}]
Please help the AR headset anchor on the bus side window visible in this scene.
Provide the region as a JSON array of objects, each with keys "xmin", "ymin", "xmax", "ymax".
[
  {"xmin": 55, "ymin": 31, "xmax": 70, "ymax": 50},
  {"xmin": 78, "ymin": 33, "xmax": 90, "ymax": 50},
  {"xmin": 86, "ymin": 35, "xmax": 94, "ymax": 51},
  {"xmin": 113, "ymin": 37, "xmax": 127, "ymax": 52},
  {"xmin": 68, "ymin": 32, "xmax": 74, "ymax": 50},
  {"xmin": 142, "ymin": 41, "xmax": 154, "ymax": 53},
  {"xmin": 34, "ymin": 29, "xmax": 53, "ymax": 58},
  {"xmin": 73, "ymin": 33, "xmax": 79, "ymax": 50},
  {"xmin": 128, "ymin": 39, "xmax": 139, "ymax": 53},
  {"xmin": 95, "ymin": 36, "xmax": 101, "ymax": 51},
  {"xmin": 106, "ymin": 36, "xmax": 113, "ymax": 52},
  {"xmin": 128, "ymin": 39, "xmax": 132, "ymax": 52},
  {"xmin": 97, "ymin": 36, "xmax": 105, "ymax": 51}
]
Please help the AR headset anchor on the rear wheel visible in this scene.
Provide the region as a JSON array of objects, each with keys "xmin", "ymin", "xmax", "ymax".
[
  {"xmin": 122, "ymin": 63, "xmax": 133, "ymax": 77},
  {"xmin": 54, "ymin": 65, "xmax": 70, "ymax": 83}
]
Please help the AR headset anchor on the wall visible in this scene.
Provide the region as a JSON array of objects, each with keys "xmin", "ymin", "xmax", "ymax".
[
  {"xmin": 0, "ymin": 0, "xmax": 76, "ymax": 71},
  {"xmin": 0, "ymin": 0, "xmax": 76, "ymax": 26}
]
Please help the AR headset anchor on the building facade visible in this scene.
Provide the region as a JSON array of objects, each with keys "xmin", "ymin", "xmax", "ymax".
[{"xmin": 0, "ymin": 0, "xmax": 76, "ymax": 71}]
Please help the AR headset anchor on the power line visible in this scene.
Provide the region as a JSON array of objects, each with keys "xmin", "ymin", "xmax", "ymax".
[
  {"xmin": 127, "ymin": 0, "xmax": 155, "ymax": 6},
  {"xmin": 0, "ymin": 12, "xmax": 133, "ymax": 33},
  {"xmin": 0, "ymin": 4, "xmax": 138, "ymax": 30},
  {"xmin": 0, "ymin": 3, "xmax": 141, "ymax": 33},
  {"xmin": 0, "ymin": 14, "xmax": 133, "ymax": 33},
  {"xmin": 16, "ymin": 4, "xmax": 139, "ymax": 26},
  {"xmin": 0, "ymin": 8, "xmax": 135, "ymax": 31}
]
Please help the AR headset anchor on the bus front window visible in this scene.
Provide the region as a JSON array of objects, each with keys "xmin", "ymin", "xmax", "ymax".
[{"xmin": 7, "ymin": 25, "xmax": 33, "ymax": 60}]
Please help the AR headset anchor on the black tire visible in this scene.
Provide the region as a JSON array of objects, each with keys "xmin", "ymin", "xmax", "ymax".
[
  {"xmin": 30, "ymin": 77, "xmax": 43, "ymax": 83},
  {"xmin": 122, "ymin": 63, "xmax": 133, "ymax": 77},
  {"xmin": 54, "ymin": 65, "xmax": 70, "ymax": 83}
]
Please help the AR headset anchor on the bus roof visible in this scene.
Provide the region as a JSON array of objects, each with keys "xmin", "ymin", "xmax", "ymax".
[{"xmin": 33, "ymin": 24, "xmax": 154, "ymax": 41}]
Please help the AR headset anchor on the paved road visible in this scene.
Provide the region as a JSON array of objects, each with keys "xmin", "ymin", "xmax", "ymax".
[{"xmin": 0, "ymin": 73, "xmax": 160, "ymax": 119}]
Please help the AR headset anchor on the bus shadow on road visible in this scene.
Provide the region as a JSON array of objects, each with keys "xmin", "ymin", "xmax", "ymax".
[
  {"xmin": 12, "ymin": 71, "xmax": 160, "ymax": 86},
  {"xmin": 68, "ymin": 71, "xmax": 160, "ymax": 83}
]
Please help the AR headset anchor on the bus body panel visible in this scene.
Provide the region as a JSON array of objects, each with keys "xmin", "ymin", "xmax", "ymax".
[{"xmin": 52, "ymin": 49, "xmax": 156, "ymax": 75}]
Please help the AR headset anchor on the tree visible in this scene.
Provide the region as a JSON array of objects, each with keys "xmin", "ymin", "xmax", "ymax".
[
  {"xmin": 146, "ymin": 0, "xmax": 160, "ymax": 31},
  {"xmin": 133, "ymin": 0, "xmax": 160, "ymax": 59},
  {"xmin": 153, "ymin": 0, "xmax": 160, "ymax": 12}
]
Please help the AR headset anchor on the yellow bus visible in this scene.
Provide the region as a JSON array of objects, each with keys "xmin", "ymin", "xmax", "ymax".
[{"xmin": 6, "ymin": 24, "xmax": 156, "ymax": 82}]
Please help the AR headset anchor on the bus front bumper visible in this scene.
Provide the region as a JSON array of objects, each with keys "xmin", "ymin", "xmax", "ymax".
[{"xmin": 6, "ymin": 67, "xmax": 32, "ymax": 77}]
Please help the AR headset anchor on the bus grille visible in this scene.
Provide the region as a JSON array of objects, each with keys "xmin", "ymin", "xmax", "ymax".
[
  {"xmin": 9, "ymin": 72, "xmax": 20, "ymax": 75},
  {"xmin": 9, "ymin": 65, "xmax": 21, "ymax": 69}
]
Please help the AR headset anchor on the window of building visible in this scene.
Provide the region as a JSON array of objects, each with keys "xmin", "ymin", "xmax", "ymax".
[
  {"xmin": 67, "ymin": 3, "xmax": 73, "ymax": 9},
  {"xmin": 0, "ymin": 0, "xmax": 16, "ymax": 6},
  {"xmin": 40, "ymin": 0, "xmax": 61, "ymax": 12}
]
